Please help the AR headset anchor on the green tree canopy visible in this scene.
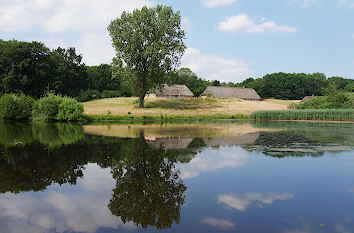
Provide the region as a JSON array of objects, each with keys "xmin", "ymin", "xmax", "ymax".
[
  {"xmin": 108, "ymin": 5, "xmax": 186, "ymax": 107},
  {"xmin": 108, "ymin": 132, "xmax": 186, "ymax": 230},
  {"xmin": 0, "ymin": 40, "xmax": 87, "ymax": 98},
  {"xmin": 0, "ymin": 39, "xmax": 51, "ymax": 97}
]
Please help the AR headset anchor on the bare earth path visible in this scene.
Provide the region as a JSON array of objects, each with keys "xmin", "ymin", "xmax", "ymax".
[{"xmin": 83, "ymin": 97, "xmax": 299, "ymax": 117}]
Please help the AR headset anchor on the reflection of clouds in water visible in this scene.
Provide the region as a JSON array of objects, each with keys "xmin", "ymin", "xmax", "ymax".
[
  {"xmin": 218, "ymin": 192, "xmax": 294, "ymax": 211},
  {"xmin": 282, "ymin": 217, "xmax": 332, "ymax": 233},
  {"xmin": 0, "ymin": 164, "xmax": 136, "ymax": 233},
  {"xmin": 178, "ymin": 147, "xmax": 249, "ymax": 179},
  {"xmin": 201, "ymin": 217, "xmax": 235, "ymax": 230},
  {"xmin": 334, "ymin": 222, "xmax": 352, "ymax": 233}
]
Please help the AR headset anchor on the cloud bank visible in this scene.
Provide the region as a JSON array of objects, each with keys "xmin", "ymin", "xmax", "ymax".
[
  {"xmin": 217, "ymin": 192, "xmax": 294, "ymax": 211},
  {"xmin": 201, "ymin": 0, "xmax": 238, "ymax": 7},
  {"xmin": 217, "ymin": 14, "xmax": 297, "ymax": 33},
  {"xmin": 0, "ymin": 0, "xmax": 153, "ymax": 65},
  {"xmin": 181, "ymin": 47, "xmax": 252, "ymax": 82}
]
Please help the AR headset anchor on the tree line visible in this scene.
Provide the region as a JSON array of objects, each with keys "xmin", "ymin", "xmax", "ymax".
[{"xmin": 1, "ymin": 39, "xmax": 353, "ymax": 102}]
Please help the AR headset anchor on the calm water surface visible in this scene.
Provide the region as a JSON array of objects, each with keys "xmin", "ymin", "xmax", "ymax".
[{"xmin": 0, "ymin": 121, "xmax": 354, "ymax": 233}]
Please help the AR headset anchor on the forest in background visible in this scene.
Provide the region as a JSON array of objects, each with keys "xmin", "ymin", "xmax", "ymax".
[{"xmin": 1, "ymin": 39, "xmax": 353, "ymax": 102}]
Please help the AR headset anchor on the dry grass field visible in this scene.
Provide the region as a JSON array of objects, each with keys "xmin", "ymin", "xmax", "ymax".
[
  {"xmin": 83, "ymin": 122, "xmax": 278, "ymax": 139},
  {"xmin": 83, "ymin": 97, "xmax": 300, "ymax": 117}
]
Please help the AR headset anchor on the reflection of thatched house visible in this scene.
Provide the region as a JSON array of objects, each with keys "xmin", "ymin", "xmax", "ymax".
[
  {"xmin": 201, "ymin": 86, "xmax": 261, "ymax": 101},
  {"xmin": 148, "ymin": 84, "xmax": 194, "ymax": 98},
  {"xmin": 148, "ymin": 137, "xmax": 193, "ymax": 150},
  {"xmin": 301, "ymin": 95, "xmax": 322, "ymax": 103},
  {"xmin": 203, "ymin": 133, "xmax": 260, "ymax": 147}
]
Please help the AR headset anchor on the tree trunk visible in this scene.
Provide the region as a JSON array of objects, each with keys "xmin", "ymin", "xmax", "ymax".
[
  {"xmin": 139, "ymin": 94, "xmax": 145, "ymax": 108},
  {"xmin": 139, "ymin": 78, "xmax": 147, "ymax": 108}
]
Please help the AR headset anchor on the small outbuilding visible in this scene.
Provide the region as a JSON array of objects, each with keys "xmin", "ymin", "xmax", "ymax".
[
  {"xmin": 301, "ymin": 95, "xmax": 322, "ymax": 103},
  {"xmin": 201, "ymin": 86, "xmax": 262, "ymax": 101},
  {"xmin": 149, "ymin": 84, "xmax": 194, "ymax": 98}
]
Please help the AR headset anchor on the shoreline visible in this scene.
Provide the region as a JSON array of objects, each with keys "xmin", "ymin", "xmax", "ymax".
[{"xmin": 84, "ymin": 114, "xmax": 354, "ymax": 123}]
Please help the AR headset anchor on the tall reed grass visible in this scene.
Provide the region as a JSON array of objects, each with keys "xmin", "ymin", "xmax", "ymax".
[{"xmin": 250, "ymin": 109, "xmax": 354, "ymax": 121}]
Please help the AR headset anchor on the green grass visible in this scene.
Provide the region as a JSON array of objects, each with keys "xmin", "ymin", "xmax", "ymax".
[
  {"xmin": 144, "ymin": 97, "xmax": 221, "ymax": 110},
  {"xmin": 250, "ymin": 109, "xmax": 354, "ymax": 121}
]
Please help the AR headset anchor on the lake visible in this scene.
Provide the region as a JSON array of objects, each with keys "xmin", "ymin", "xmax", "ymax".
[{"xmin": 0, "ymin": 121, "xmax": 354, "ymax": 233}]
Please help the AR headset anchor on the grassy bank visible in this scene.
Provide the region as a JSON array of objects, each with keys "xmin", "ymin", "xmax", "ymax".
[
  {"xmin": 86, "ymin": 114, "xmax": 248, "ymax": 123},
  {"xmin": 250, "ymin": 109, "xmax": 354, "ymax": 121},
  {"xmin": 84, "ymin": 97, "xmax": 297, "ymax": 117}
]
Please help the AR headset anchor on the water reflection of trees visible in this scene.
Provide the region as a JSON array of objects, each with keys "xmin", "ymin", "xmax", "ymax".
[
  {"xmin": 1, "ymin": 122, "xmax": 353, "ymax": 229},
  {"xmin": 108, "ymin": 133, "xmax": 186, "ymax": 229},
  {"xmin": 0, "ymin": 124, "xmax": 201, "ymax": 230}
]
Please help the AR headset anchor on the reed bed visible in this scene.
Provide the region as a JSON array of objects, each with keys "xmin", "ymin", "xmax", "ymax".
[
  {"xmin": 86, "ymin": 114, "xmax": 248, "ymax": 123},
  {"xmin": 250, "ymin": 109, "xmax": 354, "ymax": 121}
]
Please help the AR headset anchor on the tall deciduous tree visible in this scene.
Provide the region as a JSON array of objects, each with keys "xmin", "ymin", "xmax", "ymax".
[{"xmin": 108, "ymin": 5, "xmax": 186, "ymax": 107}]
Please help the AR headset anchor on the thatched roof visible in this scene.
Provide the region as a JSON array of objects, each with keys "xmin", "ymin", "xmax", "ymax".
[
  {"xmin": 301, "ymin": 96, "xmax": 322, "ymax": 103},
  {"xmin": 155, "ymin": 84, "xmax": 194, "ymax": 97},
  {"xmin": 201, "ymin": 86, "xmax": 261, "ymax": 100},
  {"xmin": 148, "ymin": 137, "xmax": 193, "ymax": 150}
]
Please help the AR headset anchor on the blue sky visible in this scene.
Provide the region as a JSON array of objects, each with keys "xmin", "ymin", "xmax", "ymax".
[{"xmin": 0, "ymin": 0, "xmax": 353, "ymax": 82}]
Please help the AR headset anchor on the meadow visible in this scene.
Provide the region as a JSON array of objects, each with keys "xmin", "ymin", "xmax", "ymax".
[{"xmin": 83, "ymin": 97, "xmax": 298, "ymax": 119}]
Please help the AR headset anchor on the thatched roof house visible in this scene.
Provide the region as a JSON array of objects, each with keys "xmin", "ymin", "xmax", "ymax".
[
  {"xmin": 148, "ymin": 137, "xmax": 193, "ymax": 150},
  {"xmin": 150, "ymin": 84, "xmax": 194, "ymax": 98},
  {"xmin": 201, "ymin": 86, "xmax": 261, "ymax": 101},
  {"xmin": 301, "ymin": 95, "xmax": 322, "ymax": 103}
]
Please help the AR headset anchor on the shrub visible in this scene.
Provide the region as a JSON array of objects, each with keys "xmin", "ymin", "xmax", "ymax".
[
  {"xmin": 57, "ymin": 97, "xmax": 84, "ymax": 121},
  {"xmin": 0, "ymin": 93, "xmax": 34, "ymax": 121},
  {"xmin": 295, "ymin": 93, "xmax": 353, "ymax": 110},
  {"xmin": 77, "ymin": 89, "xmax": 101, "ymax": 102},
  {"xmin": 101, "ymin": 90, "xmax": 121, "ymax": 99},
  {"xmin": 17, "ymin": 94, "xmax": 35, "ymax": 120},
  {"xmin": 33, "ymin": 93, "xmax": 84, "ymax": 122},
  {"xmin": 32, "ymin": 93, "xmax": 62, "ymax": 121}
]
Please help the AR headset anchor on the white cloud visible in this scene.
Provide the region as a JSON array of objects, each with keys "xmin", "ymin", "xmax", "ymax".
[
  {"xmin": 217, "ymin": 14, "xmax": 297, "ymax": 33},
  {"xmin": 290, "ymin": 0, "xmax": 317, "ymax": 8},
  {"xmin": 0, "ymin": 164, "xmax": 136, "ymax": 233},
  {"xmin": 350, "ymin": 34, "xmax": 354, "ymax": 38},
  {"xmin": 177, "ymin": 148, "xmax": 249, "ymax": 179},
  {"xmin": 201, "ymin": 0, "xmax": 238, "ymax": 7},
  {"xmin": 0, "ymin": 0, "xmax": 154, "ymax": 65},
  {"xmin": 181, "ymin": 47, "xmax": 252, "ymax": 82},
  {"xmin": 201, "ymin": 217, "xmax": 235, "ymax": 230},
  {"xmin": 181, "ymin": 18, "xmax": 194, "ymax": 31},
  {"xmin": 338, "ymin": 0, "xmax": 354, "ymax": 8},
  {"xmin": 217, "ymin": 192, "xmax": 294, "ymax": 211}
]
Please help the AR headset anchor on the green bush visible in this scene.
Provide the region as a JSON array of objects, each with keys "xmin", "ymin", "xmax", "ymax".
[
  {"xmin": 33, "ymin": 93, "xmax": 84, "ymax": 122},
  {"xmin": 101, "ymin": 90, "xmax": 121, "ymax": 99},
  {"xmin": 295, "ymin": 93, "xmax": 353, "ymax": 110},
  {"xmin": 77, "ymin": 89, "xmax": 101, "ymax": 102},
  {"xmin": 57, "ymin": 97, "xmax": 84, "ymax": 121},
  {"xmin": 32, "ymin": 93, "xmax": 62, "ymax": 121},
  {"xmin": 0, "ymin": 94, "xmax": 34, "ymax": 121}
]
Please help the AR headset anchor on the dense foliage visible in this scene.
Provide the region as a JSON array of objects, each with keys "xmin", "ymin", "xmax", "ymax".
[
  {"xmin": 0, "ymin": 93, "xmax": 34, "ymax": 121},
  {"xmin": 1, "ymin": 39, "xmax": 353, "ymax": 102},
  {"xmin": 0, "ymin": 39, "xmax": 87, "ymax": 98},
  {"xmin": 236, "ymin": 73, "xmax": 354, "ymax": 100},
  {"xmin": 108, "ymin": 5, "xmax": 186, "ymax": 107},
  {"xmin": 33, "ymin": 93, "xmax": 83, "ymax": 121},
  {"xmin": 293, "ymin": 93, "xmax": 354, "ymax": 109}
]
